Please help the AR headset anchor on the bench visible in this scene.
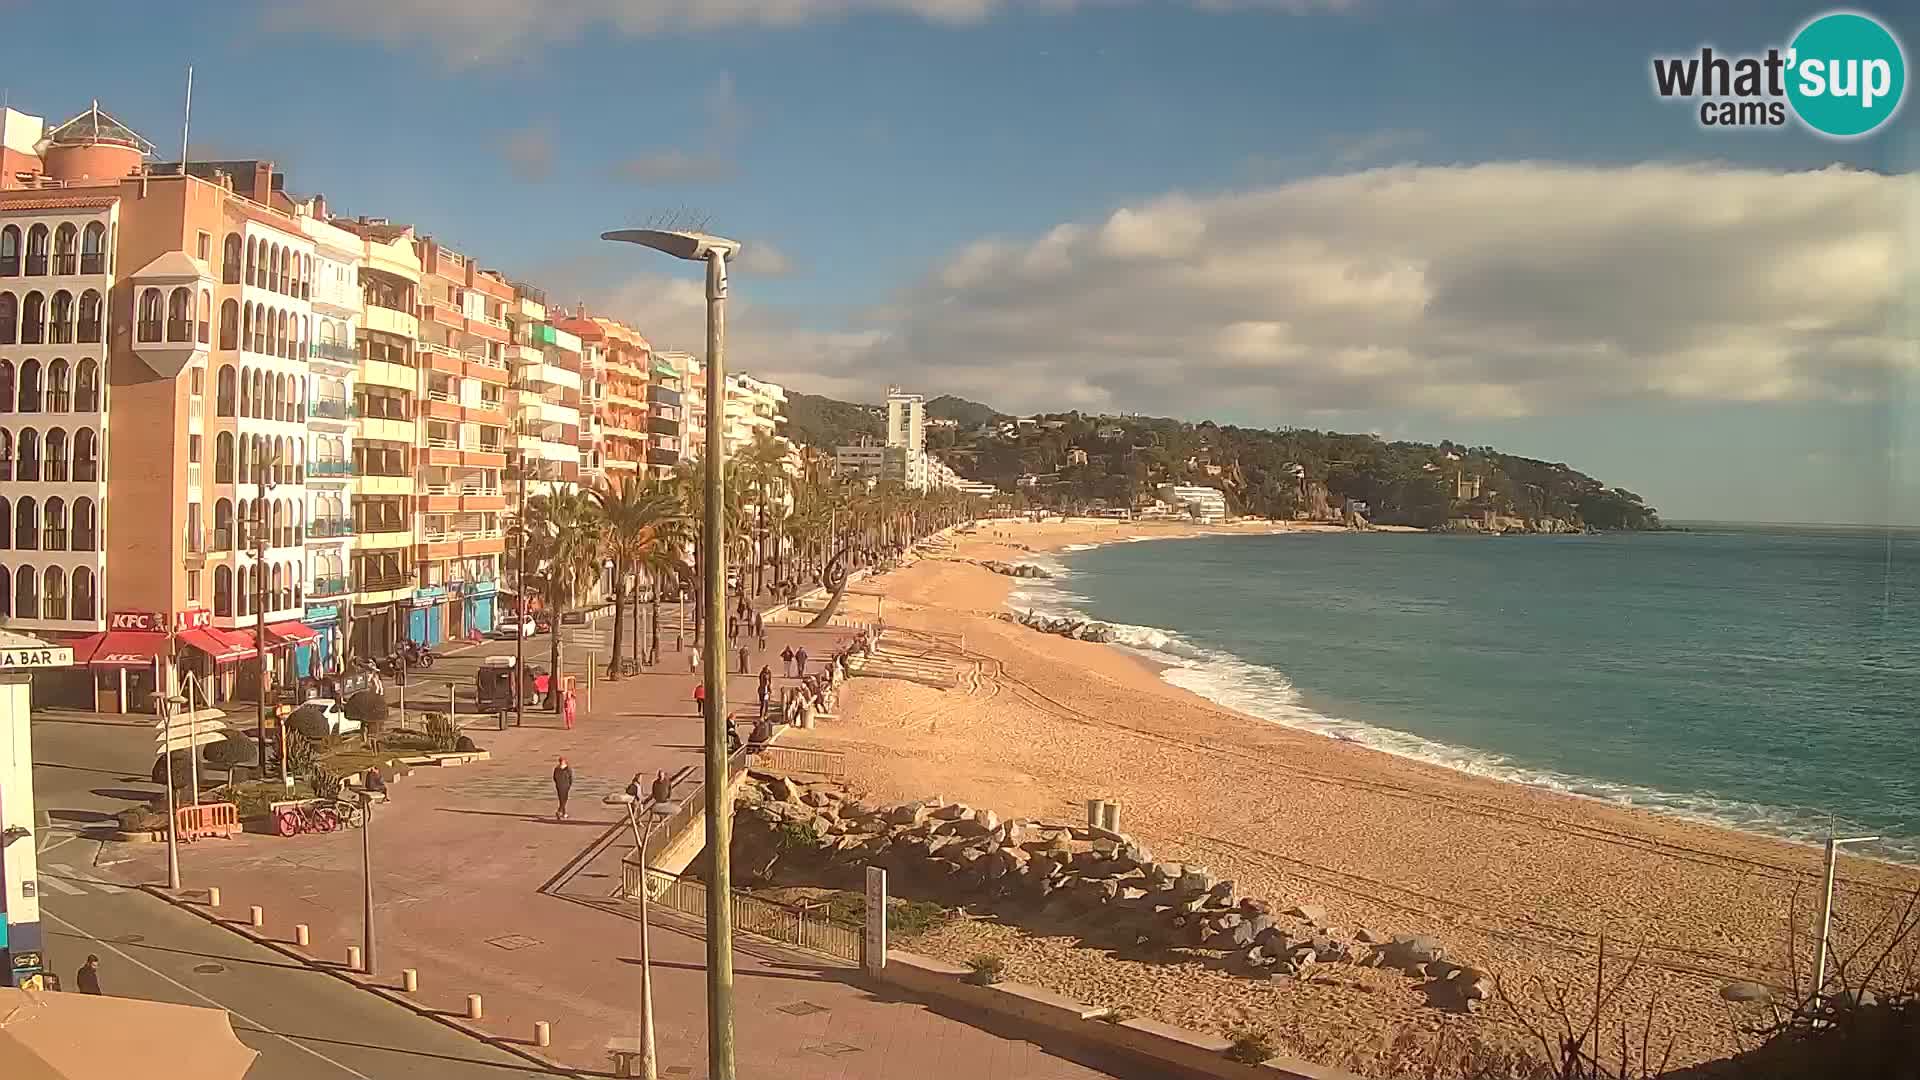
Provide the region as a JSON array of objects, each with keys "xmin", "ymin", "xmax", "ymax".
[{"xmin": 605, "ymin": 1037, "xmax": 648, "ymax": 1077}]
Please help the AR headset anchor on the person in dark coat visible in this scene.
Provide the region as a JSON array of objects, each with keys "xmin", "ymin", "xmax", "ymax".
[
  {"xmin": 795, "ymin": 646, "xmax": 810, "ymax": 676},
  {"xmin": 552, "ymin": 757, "xmax": 574, "ymax": 820},
  {"xmin": 76, "ymin": 955, "xmax": 102, "ymax": 995},
  {"xmin": 781, "ymin": 645, "xmax": 795, "ymax": 677},
  {"xmin": 757, "ymin": 666, "xmax": 773, "ymax": 715}
]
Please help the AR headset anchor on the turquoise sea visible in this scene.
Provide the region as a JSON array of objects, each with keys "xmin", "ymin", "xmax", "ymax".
[{"xmin": 1008, "ymin": 524, "xmax": 1919, "ymax": 861}]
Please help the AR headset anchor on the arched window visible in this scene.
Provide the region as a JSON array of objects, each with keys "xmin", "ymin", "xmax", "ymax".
[
  {"xmin": 42, "ymin": 497, "xmax": 66, "ymax": 550},
  {"xmin": 20, "ymin": 291, "xmax": 43, "ymax": 344},
  {"xmin": 245, "ymin": 236, "xmax": 258, "ymax": 286},
  {"xmin": 236, "ymin": 563, "xmax": 251, "ymax": 616},
  {"xmin": 24, "ymin": 225, "xmax": 49, "ymax": 275},
  {"xmin": 0, "ymin": 226, "xmax": 18, "ymax": 275},
  {"xmin": 214, "ymin": 498, "xmax": 233, "ymax": 550},
  {"xmin": 71, "ymin": 566, "xmax": 96, "ymax": 621},
  {"xmin": 17, "ymin": 359, "xmax": 39, "ymax": 412},
  {"xmin": 239, "ymin": 367, "xmax": 252, "ymax": 416},
  {"xmin": 223, "ymin": 233, "xmax": 243, "ymax": 284},
  {"xmin": 241, "ymin": 302, "xmax": 253, "ymax": 353},
  {"xmin": 14, "ymin": 563, "xmax": 36, "ymax": 618},
  {"xmin": 237, "ymin": 432, "xmax": 251, "ymax": 484},
  {"xmin": 16, "ymin": 427, "xmax": 38, "ymax": 481},
  {"xmin": 274, "ymin": 310, "xmax": 287, "ymax": 358},
  {"xmin": 0, "ymin": 497, "xmax": 9, "ymax": 548},
  {"xmin": 47, "ymin": 291, "xmax": 73, "ymax": 344},
  {"xmin": 0, "ymin": 292, "xmax": 14, "ymax": 344},
  {"xmin": 167, "ymin": 287, "xmax": 192, "ymax": 342},
  {"xmin": 44, "ymin": 428, "xmax": 67, "ymax": 481},
  {"xmin": 137, "ymin": 287, "xmax": 164, "ymax": 341},
  {"xmin": 46, "ymin": 359, "xmax": 69, "ymax": 412},
  {"xmin": 252, "ymin": 303, "xmax": 265, "ymax": 353},
  {"xmin": 72, "ymin": 497, "xmax": 96, "ymax": 550},
  {"xmin": 276, "ymin": 246, "xmax": 289, "ymax": 293},
  {"xmin": 75, "ymin": 359, "xmax": 99, "ymax": 410},
  {"xmin": 0, "ymin": 431, "xmax": 11, "ymax": 480},
  {"xmin": 14, "ymin": 496, "xmax": 36, "ymax": 550},
  {"xmin": 81, "ymin": 222, "xmax": 106, "ymax": 274},
  {"xmin": 0, "ymin": 567, "xmax": 10, "ymax": 617},
  {"xmin": 51, "ymin": 224, "xmax": 77, "ymax": 275},
  {"xmin": 41, "ymin": 567, "xmax": 66, "ymax": 620},
  {"xmin": 215, "ymin": 431, "xmax": 234, "ymax": 483},
  {"xmin": 303, "ymin": 255, "xmax": 313, "ymax": 299},
  {"xmin": 270, "ymin": 500, "xmax": 284, "ymax": 547},
  {"xmin": 198, "ymin": 288, "xmax": 211, "ymax": 344},
  {"xmin": 220, "ymin": 299, "xmax": 238, "ymax": 350},
  {"xmin": 73, "ymin": 427, "xmax": 97, "ymax": 482},
  {"xmin": 214, "ymin": 565, "xmax": 232, "ymax": 616},
  {"xmin": 77, "ymin": 290, "xmax": 102, "ymax": 342}
]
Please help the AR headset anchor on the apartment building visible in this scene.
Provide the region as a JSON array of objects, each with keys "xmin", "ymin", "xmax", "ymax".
[
  {"xmin": 412, "ymin": 237, "xmax": 510, "ymax": 642},
  {"xmin": 595, "ymin": 317, "xmax": 650, "ymax": 477},
  {"xmin": 504, "ymin": 283, "xmax": 584, "ymax": 496},
  {"xmin": 668, "ymin": 352, "xmax": 787, "ymax": 463}
]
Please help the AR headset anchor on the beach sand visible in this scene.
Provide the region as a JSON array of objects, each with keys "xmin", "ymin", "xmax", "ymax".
[{"xmin": 786, "ymin": 517, "xmax": 1920, "ymax": 1075}]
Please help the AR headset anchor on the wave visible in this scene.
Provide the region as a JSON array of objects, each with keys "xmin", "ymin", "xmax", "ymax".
[{"xmin": 1001, "ymin": 569, "xmax": 1920, "ymax": 864}]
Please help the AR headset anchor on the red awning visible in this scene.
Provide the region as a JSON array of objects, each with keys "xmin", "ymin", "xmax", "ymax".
[
  {"xmin": 71, "ymin": 629, "xmax": 168, "ymax": 667},
  {"xmin": 179, "ymin": 627, "xmax": 257, "ymax": 663},
  {"xmin": 265, "ymin": 621, "xmax": 319, "ymax": 645}
]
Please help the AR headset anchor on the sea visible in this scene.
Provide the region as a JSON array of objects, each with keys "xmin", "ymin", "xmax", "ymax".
[{"xmin": 1006, "ymin": 523, "xmax": 1920, "ymax": 862}]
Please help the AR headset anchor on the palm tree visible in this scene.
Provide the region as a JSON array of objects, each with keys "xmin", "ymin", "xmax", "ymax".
[
  {"xmin": 593, "ymin": 472, "xmax": 686, "ymax": 680},
  {"xmin": 526, "ymin": 485, "xmax": 602, "ymax": 712},
  {"xmin": 670, "ymin": 459, "xmax": 750, "ymax": 637}
]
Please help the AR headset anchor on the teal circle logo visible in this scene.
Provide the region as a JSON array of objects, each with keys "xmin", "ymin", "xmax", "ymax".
[{"xmin": 1786, "ymin": 11, "xmax": 1906, "ymax": 138}]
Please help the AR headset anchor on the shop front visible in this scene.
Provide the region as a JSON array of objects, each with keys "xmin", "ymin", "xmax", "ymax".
[
  {"xmin": 350, "ymin": 602, "xmax": 403, "ymax": 659},
  {"xmin": 303, "ymin": 601, "xmax": 346, "ymax": 675},
  {"xmin": 462, "ymin": 579, "xmax": 498, "ymax": 638},
  {"xmin": 64, "ymin": 610, "xmax": 255, "ymax": 713},
  {"xmin": 408, "ymin": 586, "xmax": 449, "ymax": 647}
]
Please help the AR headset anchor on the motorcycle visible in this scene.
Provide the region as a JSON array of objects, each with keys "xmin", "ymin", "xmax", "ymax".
[{"xmin": 400, "ymin": 640, "xmax": 437, "ymax": 670}]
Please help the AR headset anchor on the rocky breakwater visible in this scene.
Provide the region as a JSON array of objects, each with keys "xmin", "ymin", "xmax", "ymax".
[
  {"xmin": 1000, "ymin": 609, "xmax": 1115, "ymax": 643},
  {"xmin": 976, "ymin": 559, "xmax": 1052, "ymax": 579},
  {"xmin": 733, "ymin": 773, "xmax": 1491, "ymax": 1013}
]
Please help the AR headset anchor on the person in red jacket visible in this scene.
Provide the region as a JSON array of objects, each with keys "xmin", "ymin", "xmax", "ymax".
[{"xmin": 692, "ymin": 681, "xmax": 707, "ymax": 719}]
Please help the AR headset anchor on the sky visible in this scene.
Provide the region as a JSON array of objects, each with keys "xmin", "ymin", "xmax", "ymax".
[{"xmin": 2, "ymin": 0, "xmax": 1915, "ymax": 523}]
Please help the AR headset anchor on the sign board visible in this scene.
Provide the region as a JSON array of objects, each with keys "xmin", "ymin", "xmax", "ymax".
[
  {"xmin": 567, "ymin": 630, "xmax": 611, "ymax": 652},
  {"xmin": 109, "ymin": 610, "xmax": 167, "ymax": 632},
  {"xmin": 864, "ymin": 866, "xmax": 888, "ymax": 971},
  {"xmin": 0, "ymin": 647, "xmax": 72, "ymax": 670},
  {"xmin": 559, "ymin": 611, "xmax": 588, "ymax": 626},
  {"xmin": 175, "ymin": 608, "xmax": 212, "ymax": 631}
]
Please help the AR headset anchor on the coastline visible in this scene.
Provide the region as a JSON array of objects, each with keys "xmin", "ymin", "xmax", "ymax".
[{"xmin": 789, "ymin": 517, "xmax": 1920, "ymax": 1073}]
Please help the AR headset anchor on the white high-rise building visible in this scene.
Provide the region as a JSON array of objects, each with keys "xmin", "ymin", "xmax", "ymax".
[{"xmin": 885, "ymin": 389, "xmax": 927, "ymax": 490}]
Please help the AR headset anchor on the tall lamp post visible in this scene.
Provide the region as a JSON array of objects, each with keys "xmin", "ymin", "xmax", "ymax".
[
  {"xmin": 514, "ymin": 449, "xmax": 529, "ymax": 729},
  {"xmin": 1813, "ymin": 832, "xmax": 1880, "ymax": 1022},
  {"xmin": 251, "ymin": 451, "xmax": 280, "ymax": 781},
  {"xmin": 601, "ymin": 227, "xmax": 740, "ymax": 1079},
  {"xmin": 156, "ymin": 690, "xmax": 189, "ymax": 891},
  {"xmin": 605, "ymin": 787, "xmax": 675, "ymax": 1080}
]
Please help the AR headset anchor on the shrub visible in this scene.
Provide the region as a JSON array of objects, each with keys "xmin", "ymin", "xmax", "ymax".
[
  {"xmin": 307, "ymin": 764, "xmax": 342, "ymax": 803},
  {"xmin": 967, "ymin": 955, "xmax": 1006, "ymax": 985},
  {"xmin": 202, "ymin": 734, "xmax": 254, "ymax": 768},
  {"xmin": 454, "ymin": 735, "xmax": 478, "ymax": 753},
  {"xmin": 288, "ymin": 706, "xmax": 333, "ymax": 740},
  {"xmin": 150, "ymin": 750, "xmax": 192, "ymax": 789},
  {"xmin": 887, "ymin": 898, "xmax": 951, "ymax": 937},
  {"xmin": 774, "ymin": 820, "xmax": 821, "ymax": 852},
  {"xmin": 115, "ymin": 806, "xmax": 168, "ymax": 832},
  {"xmin": 425, "ymin": 712, "xmax": 458, "ymax": 752},
  {"xmin": 1225, "ymin": 1027, "xmax": 1277, "ymax": 1065},
  {"xmin": 344, "ymin": 690, "xmax": 388, "ymax": 736}
]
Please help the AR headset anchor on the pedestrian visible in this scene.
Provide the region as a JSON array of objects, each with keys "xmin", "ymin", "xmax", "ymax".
[
  {"xmin": 781, "ymin": 645, "xmax": 795, "ymax": 677},
  {"xmin": 552, "ymin": 757, "xmax": 574, "ymax": 820},
  {"xmin": 758, "ymin": 665, "xmax": 773, "ymax": 715},
  {"xmin": 626, "ymin": 772, "xmax": 644, "ymax": 802},
  {"xmin": 727, "ymin": 614, "xmax": 738, "ymax": 640},
  {"xmin": 795, "ymin": 646, "xmax": 810, "ymax": 676},
  {"xmin": 753, "ymin": 611, "xmax": 764, "ymax": 638},
  {"xmin": 693, "ymin": 681, "xmax": 707, "ymax": 719},
  {"xmin": 76, "ymin": 954, "xmax": 102, "ymax": 995},
  {"xmin": 687, "ymin": 645, "xmax": 698, "ymax": 673},
  {"xmin": 756, "ymin": 626, "xmax": 767, "ymax": 654},
  {"xmin": 562, "ymin": 688, "xmax": 577, "ymax": 731},
  {"xmin": 737, "ymin": 644, "xmax": 749, "ymax": 674}
]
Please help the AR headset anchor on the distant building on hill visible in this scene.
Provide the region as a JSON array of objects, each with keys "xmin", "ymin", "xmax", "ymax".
[{"xmin": 1158, "ymin": 484, "xmax": 1228, "ymax": 524}]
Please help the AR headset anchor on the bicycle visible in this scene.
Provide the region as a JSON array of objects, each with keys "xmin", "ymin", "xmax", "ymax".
[
  {"xmin": 331, "ymin": 798, "xmax": 367, "ymax": 829},
  {"xmin": 272, "ymin": 802, "xmax": 339, "ymax": 837}
]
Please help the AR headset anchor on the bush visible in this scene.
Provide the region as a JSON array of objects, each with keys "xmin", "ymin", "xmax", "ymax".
[
  {"xmin": 115, "ymin": 806, "xmax": 168, "ymax": 833},
  {"xmin": 307, "ymin": 763, "xmax": 341, "ymax": 803},
  {"xmin": 344, "ymin": 690, "xmax": 388, "ymax": 736},
  {"xmin": 288, "ymin": 706, "xmax": 333, "ymax": 740},
  {"xmin": 1225, "ymin": 1027, "xmax": 1277, "ymax": 1065},
  {"xmin": 150, "ymin": 750, "xmax": 192, "ymax": 788},
  {"xmin": 425, "ymin": 712, "xmax": 458, "ymax": 752},
  {"xmin": 202, "ymin": 734, "xmax": 254, "ymax": 768},
  {"xmin": 967, "ymin": 955, "xmax": 1006, "ymax": 985},
  {"xmin": 454, "ymin": 735, "xmax": 478, "ymax": 753},
  {"xmin": 886, "ymin": 898, "xmax": 951, "ymax": 937}
]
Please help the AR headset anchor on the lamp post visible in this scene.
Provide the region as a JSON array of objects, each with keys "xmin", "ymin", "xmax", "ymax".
[
  {"xmin": 602, "ymin": 227, "xmax": 741, "ymax": 1079},
  {"xmin": 1813, "ymin": 832, "xmax": 1880, "ymax": 1021},
  {"xmin": 361, "ymin": 779, "xmax": 382, "ymax": 973},
  {"xmin": 605, "ymin": 790, "xmax": 674, "ymax": 1080},
  {"xmin": 515, "ymin": 449, "xmax": 529, "ymax": 729},
  {"xmin": 252, "ymin": 452, "xmax": 280, "ymax": 781},
  {"xmin": 156, "ymin": 691, "xmax": 189, "ymax": 891}
]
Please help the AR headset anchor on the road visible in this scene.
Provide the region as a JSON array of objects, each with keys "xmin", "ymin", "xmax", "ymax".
[{"xmin": 36, "ymin": 865, "xmax": 558, "ymax": 1079}]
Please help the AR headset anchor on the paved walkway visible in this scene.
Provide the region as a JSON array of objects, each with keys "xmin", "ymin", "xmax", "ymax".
[{"xmin": 103, "ymin": 612, "xmax": 1123, "ymax": 1080}]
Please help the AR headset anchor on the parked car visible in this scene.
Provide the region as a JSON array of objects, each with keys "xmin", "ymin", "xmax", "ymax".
[
  {"xmin": 492, "ymin": 614, "xmax": 540, "ymax": 639},
  {"xmin": 289, "ymin": 698, "xmax": 362, "ymax": 737}
]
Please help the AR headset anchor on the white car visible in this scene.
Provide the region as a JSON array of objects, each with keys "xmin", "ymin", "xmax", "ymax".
[
  {"xmin": 289, "ymin": 698, "xmax": 361, "ymax": 737},
  {"xmin": 492, "ymin": 614, "xmax": 539, "ymax": 639}
]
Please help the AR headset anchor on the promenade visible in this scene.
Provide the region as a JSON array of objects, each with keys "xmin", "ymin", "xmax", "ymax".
[{"xmin": 99, "ymin": 611, "xmax": 1125, "ymax": 1079}]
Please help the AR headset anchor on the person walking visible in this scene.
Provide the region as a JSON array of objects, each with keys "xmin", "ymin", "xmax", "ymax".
[
  {"xmin": 727, "ymin": 613, "xmax": 738, "ymax": 640},
  {"xmin": 737, "ymin": 644, "xmax": 749, "ymax": 674},
  {"xmin": 795, "ymin": 646, "xmax": 810, "ymax": 677},
  {"xmin": 758, "ymin": 665, "xmax": 773, "ymax": 716},
  {"xmin": 626, "ymin": 772, "xmax": 645, "ymax": 802},
  {"xmin": 781, "ymin": 645, "xmax": 795, "ymax": 677},
  {"xmin": 692, "ymin": 681, "xmax": 707, "ymax": 719},
  {"xmin": 552, "ymin": 757, "xmax": 574, "ymax": 820},
  {"xmin": 76, "ymin": 955, "xmax": 102, "ymax": 995},
  {"xmin": 562, "ymin": 686, "xmax": 577, "ymax": 730}
]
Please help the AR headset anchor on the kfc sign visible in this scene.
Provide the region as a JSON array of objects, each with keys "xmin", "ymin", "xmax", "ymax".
[
  {"xmin": 176, "ymin": 608, "xmax": 212, "ymax": 631},
  {"xmin": 109, "ymin": 611, "xmax": 166, "ymax": 632}
]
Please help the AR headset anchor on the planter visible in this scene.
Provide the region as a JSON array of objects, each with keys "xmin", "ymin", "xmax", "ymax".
[
  {"xmin": 393, "ymin": 750, "xmax": 491, "ymax": 767},
  {"xmin": 109, "ymin": 829, "xmax": 166, "ymax": 843}
]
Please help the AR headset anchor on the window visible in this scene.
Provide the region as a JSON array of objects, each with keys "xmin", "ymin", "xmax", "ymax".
[
  {"xmin": 52, "ymin": 225, "xmax": 77, "ymax": 275},
  {"xmin": 44, "ymin": 429, "xmax": 66, "ymax": 481},
  {"xmin": 187, "ymin": 501, "xmax": 202, "ymax": 554},
  {"xmin": 197, "ymin": 231, "xmax": 212, "ymax": 261},
  {"xmin": 20, "ymin": 291, "xmax": 43, "ymax": 344},
  {"xmin": 14, "ymin": 564, "xmax": 36, "ymax": 618},
  {"xmin": 75, "ymin": 360, "xmax": 99, "ymax": 410},
  {"xmin": 223, "ymin": 233, "xmax": 242, "ymax": 284},
  {"xmin": 18, "ymin": 359, "xmax": 40, "ymax": 412},
  {"xmin": 25, "ymin": 225, "xmax": 49, "ymax": 276},
  {"xmin": 46, "ymin": 359, "xmax": 69, "ymax": 412},
  {"xmin": 0, "ymin": 226, "xmax": 18, "ymax": 276},
  {"xmin": 42, "ymin": 567, "xmax": 66, "ymax": 621},
  {"xmin": 80, "ymin": 223, "xmax": 106, "ymax": 274},
  {"xmin": 220, "ymin": 299, "xmax": 238, "ymax": 350},
  {"xmin": 14, "ymin": 497, "xmax": 36, "ymax": 550},
  {"xmin": 167, "ymin": 287, "xmax": 193, "ymax": 342},
  {"xmin": 43, "ymin": 497, "xmax": 66, "ymax": 550},
  {"xmin": 72, "ymin": 567, "xmax": 96, "ymax": 621},
  {"xmin": 199, "ymin": 288, "xmax": 211, "ymax": 344},
  {"xmin": 76, "ymin": 290, "xmax": 102, "ymax": 342},
  {"xmin": 191, "ymin": 365, "xmax": 204, "ymax": 396},
  {"xmin": 245, "ymin": 236, "xmax": 257, "ymax": 287},
  {"xmin": 137, "ymin": 288, "xmax": 163, "ymax": 341},
  {"xmin": 215, "ymin": 432, "xmax": 234, "ymax": 482},
  {"xmin": 186, "ymin": 569, "xmax": 200, "ymax": 604},
  {"xmin": 189, "ymin": 433, "xmax": 202, "ymax": 464},
  {"xmin": 73, "ymin": 428, "xmax": 97, "ymax": 482},
  {"xmin": 48, "ymin": 291, "xmax": 73, "ymax": 344},
  {"xmin": 0, "ymin": 292, "xmax": 13, "ymax": 344},
  {"xmin": 72, "ymin": 498, "xmax": 96, "ymax": 550},
  {"xmin": 214, "ymin": 565, "xmax": 232, "ymax": 616},
  {"xmin": 214, "ymin": 498, "xmax": 233, "ymax": 550}
]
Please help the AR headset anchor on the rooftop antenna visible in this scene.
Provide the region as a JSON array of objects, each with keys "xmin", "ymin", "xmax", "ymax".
[{"xmin": 180, "ymin": 66, "xmax": 194, "ymax": 168}]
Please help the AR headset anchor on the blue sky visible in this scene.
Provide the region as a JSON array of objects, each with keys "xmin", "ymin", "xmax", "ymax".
[{"xmin": 3, "ymin": 1, "xmax": 1914, "ymax": 522}]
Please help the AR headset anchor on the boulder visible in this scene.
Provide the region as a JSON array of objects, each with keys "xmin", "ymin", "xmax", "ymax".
[
  {"xmin": 766, "ymin": 776, "xmax": 799, "ymax": 803},
  {"xmin": 1238, "ymin": 898, "xmax": 1271, "ymax": 917},
  {"xmin": 1287, "ymin": 904, "xmax": 1328, "ymax": 925},
  {"xmin": 801, "ymin": 789, "xmax": 833, "ymax": 809},
  {"xmin": 887, "ymin": 802, "xmax": 930, "ymax": 827},
  {"xmin": 1353, "ymin": 927, "xmax": 1383, "ymax": 944},
  {"xmin": 1029, "ymin": 854, "xmax": 1065, "ymax": 879},
  {"xmin": 1177, "ymin": 867, "xmax": 1215, "ymax": 893},
  {"xmin": 933, "ymin": 803, "xmax": 972, "ymax": 822},
  {"xmin": 1207, "ymin": 880, "xmax": 1237, "ymax": 905},
  {"xmin": 1720, "ymin": 981, "xmax": 1774, "ymax": 1004},
  {"xmin": 975, "ymin": 809, "xmax": 1000, "ymax": 833}
]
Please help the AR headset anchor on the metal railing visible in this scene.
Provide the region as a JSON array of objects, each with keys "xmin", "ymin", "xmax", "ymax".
[
  {"xmin": 309, "ymin": 341, "xmax": 358, "ymax": 363},
  {"xmin": 632, "ymin": 868, "xmax": 861, "ymax": 964},
  {"xmin": 309, "ymin": 460, "xmax": 354, "ymax": 477},
  {"xmin": 309, "ymin": 575, "xmax": 352, "ymax": 596},
  {"xmin": 310, "ymin": 398, "xmax": 352, "ymax": 419},
  {"xmin": 309, "ymin": 516, "xmax": 354, "ymax": 537},
  {"xmin": 759, "ymin": 746, "xmax": 846, "ymax": 778}
]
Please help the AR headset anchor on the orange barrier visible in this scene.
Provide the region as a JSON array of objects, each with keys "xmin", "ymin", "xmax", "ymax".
[{"xmin": 176, "ymin": 802, "xmax": 241, "ymax": 840}]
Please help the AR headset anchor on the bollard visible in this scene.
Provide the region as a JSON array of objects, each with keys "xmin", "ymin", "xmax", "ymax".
[
  {"xmin": 465, "ymin": 993, "xmax": 484, "ymax": 1020},
  {"xmin": 1086, "ymin": 799, "xmax": 1104, "ymax": 830},
  {"xmin": 207, "ymin": 886, "xmax": 222, "ymax": 907},
  {"xmin": 534, "ymin": 1021, "xmax": 551, "ymax": 1048},
  {"xmin": 294, "ymin": 924, "xmax": 310, "ymax": 947},
  {"xmin": 1102, "ymin": 800, "xmax": 1122, "ymax": 834},
  {"xmin": 346, "ymin": 945, "xmax": 362, "ymax": 971},
  {"xmin": 249, "ymin": 905, "xmax": 264, "ymax": 928},
  {"xmin": 402, "ymin": 968, "xmax": 418, "ymax": 993}
]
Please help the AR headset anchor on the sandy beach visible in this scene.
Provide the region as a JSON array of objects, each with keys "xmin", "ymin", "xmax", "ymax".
[{"xmin": 787, "ymin": 517, "xmax": 1920, "ymax": 1075}]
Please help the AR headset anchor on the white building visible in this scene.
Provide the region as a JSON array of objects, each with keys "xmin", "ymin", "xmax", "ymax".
[{"xmin": 1158, "ymin": 484, "xmax": 1228, "ymax": 524}]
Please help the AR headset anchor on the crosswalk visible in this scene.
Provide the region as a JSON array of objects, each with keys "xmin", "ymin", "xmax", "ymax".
[{"xmin": 36, "ymin": 860, "xmax": 126, "ymax": 896}]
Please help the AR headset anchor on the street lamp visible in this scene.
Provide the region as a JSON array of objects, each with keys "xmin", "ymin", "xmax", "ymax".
[
  {"xmin": 156, "ymin": 691, "xmax": 189, "ymax": 891},
  {"xmin": 360, "ymin": 772, "xmax": 386, "ymax": 974},
  {"xmin": 1813, "ymin": 833, "xmax": 1880, "ymax": 1021},
  {"xmin": 602, "ymin": 226, "xmax": 740, "ymax": 1079},
  {"xmin": 605, "ymin": 788, "xmax": 677, "ymax": 1080}
]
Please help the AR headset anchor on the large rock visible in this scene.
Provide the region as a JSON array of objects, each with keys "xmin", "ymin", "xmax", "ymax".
[
  {"xmin": 933, "ymin": 803, "xmax": 972, "ymax": 822},
  {"xmin": 1287, "ymin": 904, "xmax": 1328, "ymax": 925},
  {"xmin": 1177, "ymin": 867, "xmax": 1215, "ymax": 893},
  {"xmin": 1720, "ymin": 981, "xmax": 1774, "ymax": 1003},
  {"xmin": 766, "ymin": 776, "xmax": 800, "ymax": 803},
  {"xmin": 887, "ymin": 802, "xmax": 930, "ymax": 827}
]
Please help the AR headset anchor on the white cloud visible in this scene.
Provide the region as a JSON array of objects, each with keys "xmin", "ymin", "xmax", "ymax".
[
  {"xmin": 264, "ymin": 0, "xmax": 1362, "ymax": 61},
  {"xmin": 613, "ymin": 73, "xmax": 747, "ymax": 186},
  {"xmin": 737, "ymin": 242, "xmax": 796, "ymax": 276},
  {"xmin": 567, "ymin": 162, "xmax": 1915, "ymax": 422}
]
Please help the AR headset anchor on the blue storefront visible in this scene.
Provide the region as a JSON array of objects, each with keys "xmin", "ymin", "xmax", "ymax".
[
  {"xmin": 462, "ymin": 580, "xmax": 498, "ymax": 638},
  {"xmin": 303, "ymin": 600, "xmax": 345, "ymax": 676},
  {"xmin": 409, "ymin": 586, "xmax": 449, "ymax": 647}
]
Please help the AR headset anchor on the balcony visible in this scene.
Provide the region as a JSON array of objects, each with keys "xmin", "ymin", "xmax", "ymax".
[
  {"xmin": 309, "ymin": 575, "xmax": 352, "ymax": 597},
  {"xmin": 308, "ymin": 460, "xmax": 354, "ymax": 478},
  {"xmin": 309, "ymin": 516, "xmax": 355, "ymax": 538},
  {"xmin": 357, "ymin": 571, "xmax": 412, "ymax": 593},
  {"xmin": 647, "ymin": 447, "xmax": 680, "ymax": 467},
  {"xmin": 309, "ymin": 341, "xmax": 358, "ymax": 364},
  {"xmin": 310, "ymin": 398, "xmax": 352, "ymax": 420}
]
